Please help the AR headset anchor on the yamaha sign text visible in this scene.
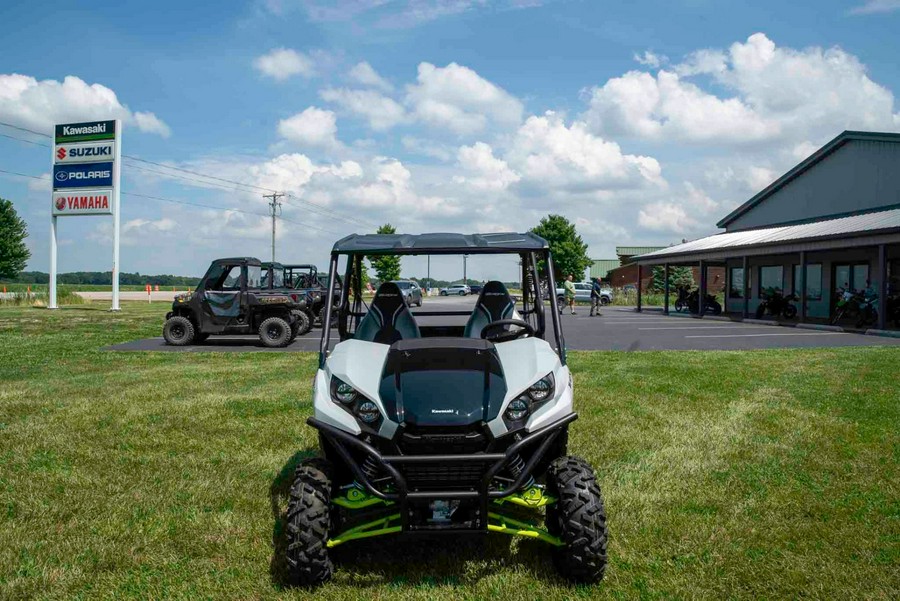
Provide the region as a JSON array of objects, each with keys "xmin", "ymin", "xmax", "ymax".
[{"xmin": 52, "ymin": 190, "xmax": 113, "ymax": 216}]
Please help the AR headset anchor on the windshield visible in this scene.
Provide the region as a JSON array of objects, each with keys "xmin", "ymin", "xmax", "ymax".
[{"xmin": 394, "ymin": 281, "xmax": 411, "ymax": 289}]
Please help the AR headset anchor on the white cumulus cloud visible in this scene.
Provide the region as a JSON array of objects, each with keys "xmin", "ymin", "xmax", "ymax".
[
  {"xmin": 348, "ymin": 61, "xmax": 394, "ymax": 92},
  {"xmin": 254, "ymin": 48, "xmax": 315, "ymax": 80},
  {"xmin": 454, "ymin": 142, "xmax": 520, "ymax": 191},
  {"xmin": 405, "ymin": 62, "xmax": 523, "ymax": 134},
  {"xmin": 320, "ymin": 87, "xmax": 406, "ymax": 131},
  {"xmin": 0, "ymin": 74, "xmax": 170, "ymax": 137},
  {"xmin": 277, "ymin": 106, "xmax": 339, "ymax": 148}
]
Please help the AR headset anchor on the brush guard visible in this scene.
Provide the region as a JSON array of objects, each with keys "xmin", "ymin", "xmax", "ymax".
[{"xmin": 308, "ymin": 412, "xmax": 576, "ymax": 539}]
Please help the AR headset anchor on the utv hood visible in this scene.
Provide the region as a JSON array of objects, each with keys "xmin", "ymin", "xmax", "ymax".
[{"xmin": 378, "ymin": 338, "xmax": 507, "ymax": 427}]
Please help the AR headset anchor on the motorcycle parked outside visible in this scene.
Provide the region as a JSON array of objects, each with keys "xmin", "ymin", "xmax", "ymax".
[
  {"xmin": 855, "ymin": 291, "xmax": 879, "ymax": 329},
  {"xmin": 887, "ymin": 294, "xmax": 900, "ymax": 328},
  {"xmin": 831, "ymin": 287, "xmax": 860, "ymax": 325},
  {"xmin": 686, "ymin": 288, "xmax": 722, "ymax": 315},
  {"xmin": 754, "ymin": 287, "xmax": 798, "ymax": 319},
  {"xmin": 674, "ymin": 285, "xmax": 690, "ymax": 313}
]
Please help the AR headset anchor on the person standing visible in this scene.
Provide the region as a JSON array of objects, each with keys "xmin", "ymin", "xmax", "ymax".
[
  {"xmin": 563, "ymin": 274, "xmax": 577, "ymax": 315},
  {"xmin": 590, "ymin": 277, "xmax": 604, "ymax": 316}
]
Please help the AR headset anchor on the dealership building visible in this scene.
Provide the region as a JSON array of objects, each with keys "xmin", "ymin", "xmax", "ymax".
[{"xmin": 634, "ymin": 131, "xmax": 900, "ymax": 331}]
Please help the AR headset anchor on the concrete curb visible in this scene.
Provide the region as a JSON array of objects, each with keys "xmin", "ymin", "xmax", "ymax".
[
  {"xmin": 742, "ymin": 318, "xmax": 782, "ymax": 326},
  {"xmin": 796, "ymin": 323, "xmax": 845, "ymax": 333},
  {"xmin": 865, "ymin": 328, "xmax": 900, "ymax": 338}
]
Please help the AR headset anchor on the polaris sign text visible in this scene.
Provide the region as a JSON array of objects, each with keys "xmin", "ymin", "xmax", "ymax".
[
  {"xmin": 55, "ymin": 141, "xmax": 115, "ymax": 164},
  {"xmin": 52, "ymin": 190, "xmax": 113, "ymax": 216},
  {"xmin": 53, "ymin": 162, "xmax": 114, "ymax": 189}
]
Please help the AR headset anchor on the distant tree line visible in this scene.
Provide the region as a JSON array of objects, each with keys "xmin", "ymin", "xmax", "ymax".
[{"xmin": 3, "ymin": 271, "xmax": 201, "ymax": 287}]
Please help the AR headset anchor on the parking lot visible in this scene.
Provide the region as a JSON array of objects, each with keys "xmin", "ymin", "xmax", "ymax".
[{"xmin": 105, "ymin": 295, "xmax": 900, "ymax": 352}]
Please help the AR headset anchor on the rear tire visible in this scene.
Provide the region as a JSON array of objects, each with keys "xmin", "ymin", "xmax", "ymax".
[
  {"xmin": 163, "ymin": 316, "xmax": 195, "ymax": 346},
  {"xmin": 318, "ymin": 305, "xmax": 337, "ymax": 328},
  {"xmin": 600, "ymin": 297, "xmax": 610, "ymax": 306},
  {"xmin": 783, "ymin": 304, "xmax": 797, "ymax": 319},
  {"xmin": 292, "ymin": 311, "xmax": 311, "ymax": 338},
  {"xmin": 546, "ymin": 456, "xmax": 608, "ymax": 584},
  {"xmin": 259, "ymin": 317, "xmax": 292, "ymax": 348},
  {"xmin": 285, "ymin": 461, "xmax": 334, "ymax": 587}
]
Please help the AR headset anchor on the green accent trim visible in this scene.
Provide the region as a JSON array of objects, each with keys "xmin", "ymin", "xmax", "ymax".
[
  {"xmin": 493, "ymin": 485, "xmax": 556, "ymax": 508},
  {"xmin": 332, "ymin": 488, "xmax": 395, "ymax": 510},
  {"xmin": 55, "ymin": 132, "xmax": 115, "ymax": 143},
  {"xmin": 327, "ymin": 513, "xmax": 401, "ymax": 548},
  {"xmin": 487, "ymin": 512, "xmax": 563, "ymax": 546}
]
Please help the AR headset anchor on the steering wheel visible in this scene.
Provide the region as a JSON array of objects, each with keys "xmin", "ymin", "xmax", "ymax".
[{"xmin": 480, "ymin": 319, "xmax": 535, "ymax": 343}]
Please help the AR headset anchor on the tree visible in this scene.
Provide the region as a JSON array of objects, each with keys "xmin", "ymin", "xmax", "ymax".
[
  {"xmin": 0, "ymin": 198, "xmax": 30, "ymax": 280},
  {"xmin": 530, "ymin": 214, "xmax": 592, "ymax": 280},
  {"xmin": 649, "ymin": 265, "xmax": 695, "ymax": 292},
  {"xmin": 368, "ymin": 223, "xmax": 401, "ymax": 283}
]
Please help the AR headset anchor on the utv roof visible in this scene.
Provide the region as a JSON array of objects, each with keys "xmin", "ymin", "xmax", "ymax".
[
  {"xmin": 260, "ymin": 261, "xmax": 284, "ymax": 268},
  {"xmin": 212, "ymin": 257, "xmax": 262, "ymax": 266},
  {"xmin": 332, "ymin": 232, "xmax": 549, "ymax": 255}
]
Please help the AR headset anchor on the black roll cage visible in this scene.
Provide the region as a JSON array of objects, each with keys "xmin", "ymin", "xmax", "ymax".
[{"xmin": 317, "ymin": 248, "xmax": 567, "ymax": 367}]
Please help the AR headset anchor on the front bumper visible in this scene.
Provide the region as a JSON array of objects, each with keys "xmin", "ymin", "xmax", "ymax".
[{"xmin": 308, "ymin": 412, "xmax": 577, "ymax": 532}]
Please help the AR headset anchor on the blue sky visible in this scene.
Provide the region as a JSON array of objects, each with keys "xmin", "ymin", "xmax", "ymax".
[{"xmin": 1, "ymin": 0, "xmax": 899, "ymax": 279}]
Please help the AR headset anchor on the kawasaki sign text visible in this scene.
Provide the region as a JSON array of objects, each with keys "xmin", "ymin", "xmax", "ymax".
[{"xmin": 54, "ymin": 120, "xmax": 116, "ymax": 143}]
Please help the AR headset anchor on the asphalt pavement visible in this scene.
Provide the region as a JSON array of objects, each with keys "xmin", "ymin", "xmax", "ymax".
[{"xmin": 104, "ymin": 295, "xmax": 900, "ymax": 353}]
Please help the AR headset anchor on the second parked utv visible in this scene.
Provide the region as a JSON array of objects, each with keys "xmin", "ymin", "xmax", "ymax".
[
  {"xmin": 284, "ymin": 232, "xmax": 608, "ymax": 586},
  {"xmin": 162, "ymin": 257, "xmax": 306, "ymax": 347}
]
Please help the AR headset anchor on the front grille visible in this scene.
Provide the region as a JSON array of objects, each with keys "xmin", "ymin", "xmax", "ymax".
[
  {"xmin": 398, "ymin": 425, "xmax": 488, "ymax": 455},
  {"xmin": 399, "ymin": 461, "xmax": 487, "ymax": 491}
]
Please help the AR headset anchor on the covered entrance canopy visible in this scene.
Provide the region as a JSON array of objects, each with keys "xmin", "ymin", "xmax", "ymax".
[{"xmin": 633, "ymin": 207, "xmax": 900, "ymax": 330}]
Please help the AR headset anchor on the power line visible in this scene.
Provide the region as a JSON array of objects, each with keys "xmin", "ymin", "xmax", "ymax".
[
  {"xmin": 0, "ymin": 120, "xmax": 375, "ymax": 229},
  {"xmin": 0, "ymin": 167, "xmax": 48, "ymax": 181}
]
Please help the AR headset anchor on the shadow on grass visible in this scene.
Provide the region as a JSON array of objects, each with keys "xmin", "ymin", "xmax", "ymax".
[{"xmin": 268, "ymin": 450, "xmax": 561, "ymax": 590}]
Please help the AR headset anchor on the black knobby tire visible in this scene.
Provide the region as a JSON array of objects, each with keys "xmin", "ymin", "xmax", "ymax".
[
  {"xmin": 163, "ymin": 316, "xmax": 195, "ymax": 346},
  {"xmin": 292, "ymin": 311, "xmax": 311, "ymax": 339},
  {"xmin": 674, "ymin": 300, "xmax": 685, "ymax": 313},
  {"xmin": 783, "ymin": 304, "xmax": 798, "ymax": 319},
  {"xmin": 285, "ymin": 461, "xmax": 334, "ymax": 586},
  {"xmin": 259, "ymin": 316, "xmax": 292, "ymax": 348},
  {"xmin": 301, "ymin": 310, "xmax": 315, "ymax": 334},
  {"xmin": 546, "ymin": 456, "xmax": 608, "ymax": 583}
]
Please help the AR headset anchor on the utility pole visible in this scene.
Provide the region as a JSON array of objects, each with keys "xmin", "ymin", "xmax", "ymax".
[
  {"xmin": 263, "ymin": 192, "xmax": 284, "ymax": 263},
  {"xmin": 463, "ymin": 254, "xmax": 468, "ymax": 284}
]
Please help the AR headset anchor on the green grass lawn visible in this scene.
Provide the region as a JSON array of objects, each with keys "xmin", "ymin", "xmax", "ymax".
[{"xmin": 1, "ymin": 304, "xmax": 898, "ymax": 599}]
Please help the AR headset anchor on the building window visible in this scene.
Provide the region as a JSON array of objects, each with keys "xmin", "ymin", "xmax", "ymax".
[
  {"xmin": 758, "ymin": 265, "xmax": 783, "ymax": 295},
  {"xmin": 792, "ymin": 264, "xmax": 822, "ymax": 300},
  {"xmin": 729, "ymin": 267, "xmax": 745, "ymax": 299}
]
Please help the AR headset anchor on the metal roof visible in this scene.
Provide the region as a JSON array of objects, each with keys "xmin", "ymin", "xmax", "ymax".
[
  {"xmin": 331, "ymin": 232, "xmax": 549, "ymax": 255},
  {"xmin": 590, "ymin": 259, "xmax": 619, "ymax": 279},
  {"xmin": 615, "ymin": 246, "xmax": 665, "ymax": 256},
  {"xmin": 717, "ymin": 131, "xmax": 900, "ymax": 228},
  {"xmin": 636, "ymin": 207, "xmax": 900, "ymax": 263}
]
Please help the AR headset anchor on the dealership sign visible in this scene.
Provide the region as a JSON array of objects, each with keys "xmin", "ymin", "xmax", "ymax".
[
  {"xmin": 49, "ymin": 119, "xmax": 122, "ymax": 310},
  {"xmin": 52, "ymin": 190, "xmax": 113, "ymax": 216},
  {"xmin": 54, "ymin": 141, "xmax": 115, "ymax": 163}
]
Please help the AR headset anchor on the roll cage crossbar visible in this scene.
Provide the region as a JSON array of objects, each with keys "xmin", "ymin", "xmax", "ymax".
[{"xmin": 317, "ymin": 235, "xmax": 566, "ymax": 366}]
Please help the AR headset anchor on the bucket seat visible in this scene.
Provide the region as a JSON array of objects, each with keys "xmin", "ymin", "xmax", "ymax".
[
  {"xmin": 355, "ymin": 282, "xmax": 421, "ymax": 344},
  {"xmin": 464, "ymin": 280, "xmax": 518, "ymax": 338}
]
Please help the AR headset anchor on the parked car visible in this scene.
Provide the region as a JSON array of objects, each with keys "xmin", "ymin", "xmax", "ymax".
[
  {"xmin": 392, "ymin": 280, "xmax": 423, "ymax": 306},
  {"xmin": 440, "ymin": 284, "xmax": 471, "ymax": 296},
  {"xmin": 469, "ymin": 283, "xmax": 483, "ymax": 295},
  {"xmin": 555, "ymin": 281, "xmax": 613, "ymax": 305}
]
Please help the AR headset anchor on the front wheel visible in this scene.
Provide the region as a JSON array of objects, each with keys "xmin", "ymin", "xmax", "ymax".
[
  {"xmin": 783, "ymin": 304, "xmax": 797, "ymax": 319},
  {"xmin": 259, "ymin": 316, "xmax": 292, "ymax": 347},
  {"xmin": 674, "ymin": 300, "xmax": 685, "ymax": 313},
  {"xmin": 600, "ymin": 297, "xmax": 610, "ymax": 306},
  {"xmin": 163, "ymin": 316, "xmax": 195, "ymax": 346},
  {"xmin": 285, "ymin": 460, "xmax": 334, "ymax": 586},
  {"xmin": 546, "ymin": 456, "xmax": 608, "ymax": 583}
]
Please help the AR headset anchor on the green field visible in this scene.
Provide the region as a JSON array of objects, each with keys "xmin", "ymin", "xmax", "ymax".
[{"xmin": 1, "ymin": 304, "xmax": 898, "ymax": 599}]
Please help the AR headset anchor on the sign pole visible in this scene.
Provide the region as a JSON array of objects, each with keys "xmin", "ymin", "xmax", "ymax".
[
  {"xmin": 49, "ymin": 216, "xmax": 58, "ymax": 309},
  {"xmin": 111, "ymin": 119, "xmax": 122, "ymax": 311}
]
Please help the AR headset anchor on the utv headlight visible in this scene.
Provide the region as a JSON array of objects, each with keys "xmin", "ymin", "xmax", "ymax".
[
  {"xmin": 331, "ymin": 377, "xmax": 358, "ymax": 404},
  {"xmin": 528, "ymin": 373, "xmax": 555, "ymax": 402},
  {"xmin": 356, "ymin": 401, "xmax": 381, "ymax": 424},
  {"xmin": 505, "ymin": 396, "xmax": 530, "ymax": 421}
]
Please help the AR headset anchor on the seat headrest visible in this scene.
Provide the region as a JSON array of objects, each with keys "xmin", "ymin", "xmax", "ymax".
[{"xmin": 474, "ymin": 281, "xmax": 514, "ymax": 321}]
